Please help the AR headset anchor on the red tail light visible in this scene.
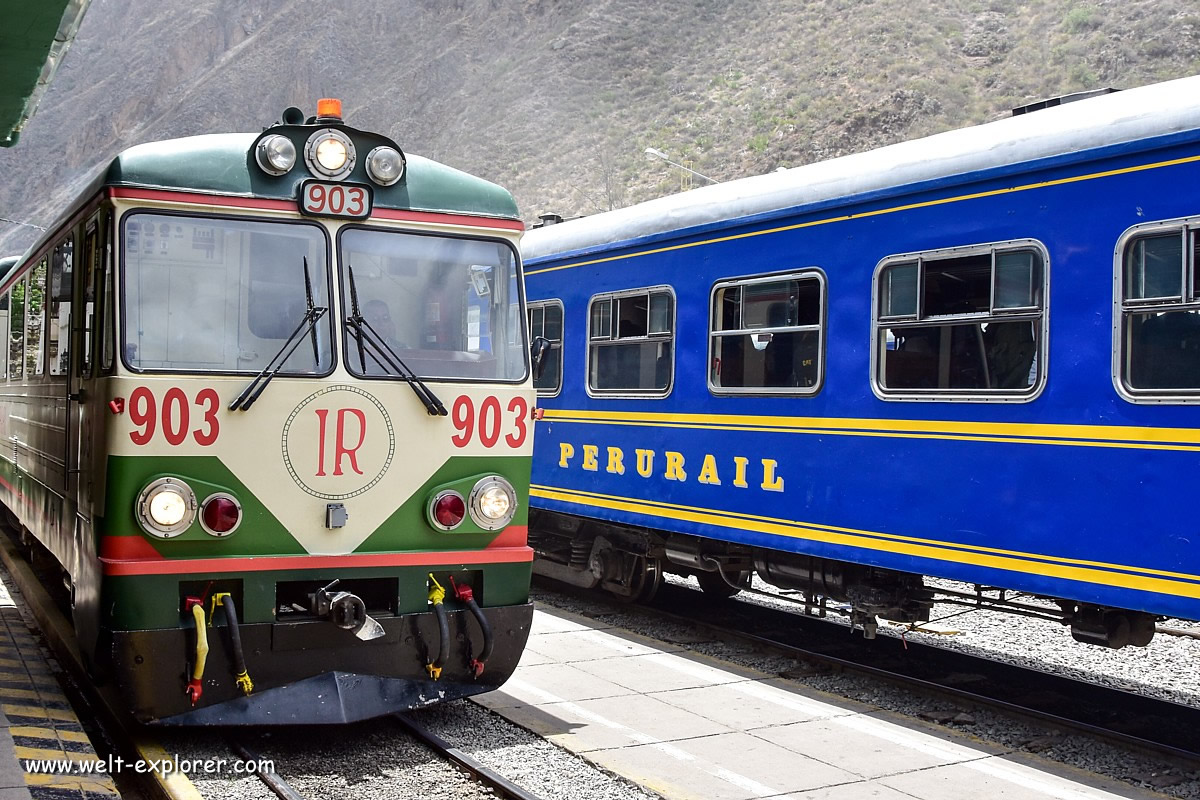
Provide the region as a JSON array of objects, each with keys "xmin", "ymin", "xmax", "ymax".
[
  {"xmin": 432, "ymin": 492, "xmax": 466, "ymax": 530},
  {"xmin": 201, "ymin": 494, "xmax": 242, "ymax": 536}
]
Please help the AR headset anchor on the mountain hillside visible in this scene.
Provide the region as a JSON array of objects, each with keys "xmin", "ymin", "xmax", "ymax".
[{"xmin": 0, "ymin": 0, "xmax": 1197, "ymax": 254}]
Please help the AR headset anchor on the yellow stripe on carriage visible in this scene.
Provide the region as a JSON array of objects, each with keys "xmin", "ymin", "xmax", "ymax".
[
  {"xmin": 538, "ymin": 408, "xmax": 1200, "ymax": 451},
  {"xmin": 530, "ymin": 484, "xmax": 1200, "ymax": 595}
]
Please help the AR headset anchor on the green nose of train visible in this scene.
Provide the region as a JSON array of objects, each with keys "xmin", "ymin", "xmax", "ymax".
[{"xmin": 0, "ymin": 101, "xmax": 536, "ymax": 724}]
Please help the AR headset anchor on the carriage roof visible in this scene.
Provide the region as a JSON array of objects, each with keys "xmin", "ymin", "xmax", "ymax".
[
  {"xmin": 522, "ymin": 74, "xmax": 1200, "ymax": 262},
  {"xmin": 94, "ymin": 131, "xmax": 519, "ymax": 221}
]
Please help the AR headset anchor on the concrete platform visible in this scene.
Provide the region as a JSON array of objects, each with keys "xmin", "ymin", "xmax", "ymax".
[
  {"xmin": 0, "ymin": 570, "xmax": 119, "ymax": 800},
  {"xmin": 475, "ymin": 604, "xmax": 1167, "ymax": 800}
]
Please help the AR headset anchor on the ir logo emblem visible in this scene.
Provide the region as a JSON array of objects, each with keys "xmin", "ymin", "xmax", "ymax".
[{"xmin": 282, "ymin": 386, "xmax": 395, "ymax": 500}]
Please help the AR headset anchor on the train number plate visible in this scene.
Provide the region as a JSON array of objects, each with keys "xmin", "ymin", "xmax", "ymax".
[{"xmin": 299, "ymin": 181, "xmax": 372, "ymax": 219}]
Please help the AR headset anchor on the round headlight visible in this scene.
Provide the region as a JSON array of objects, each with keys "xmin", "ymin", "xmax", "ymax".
[
  {"xmin": 305, "ymin": 129, "xmax": 355, "ymax": 180},
  {"xmin": 366, "ymin": 146, "xmax": 405, "ymax": 186},
  {"xmin": 255, "ymin": 134, "xmax": 296, "ymax": 176},
  {"xmin": 468, "ymin": 476, "xmax": 517, "ymax": 531},
  {"xmin": 151, "ymin": 492, "xmax": 187, "ymax": 526},
  {"xmin": 136, "ymin": 477, "xmax": 197, "ymax": 538}
]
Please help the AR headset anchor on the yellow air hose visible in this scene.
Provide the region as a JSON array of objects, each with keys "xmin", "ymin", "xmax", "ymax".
[{"xmin": 187, "ymin": 603, "xmax": 208, "ymax": 705}]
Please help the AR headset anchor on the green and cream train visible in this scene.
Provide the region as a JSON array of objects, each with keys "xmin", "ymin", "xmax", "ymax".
[{"xmin": 0, "ymin": 100, "xmax": 537, "ymax": 724}]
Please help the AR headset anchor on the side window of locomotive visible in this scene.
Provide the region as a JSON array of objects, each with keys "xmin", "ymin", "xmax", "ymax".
[
  {"xmin": 26, "ymin": 259, "xmax": 47, "ymax": 377},
  {"xmin": 123, "ymin": 214, "xmax": 332, "ymax": 374},
  {"xmin": 49, "ymin": 238, "xmax": 73, "ymax": 377},
  {"xmin": 527, "ymin": 300, "xmax": 563, "ymax": 396},
  {"xmin": 100, "ymin": 234, "xmax": 115, "ymax": 373},
  {"xmin": 1119, "ymin": 224, "xmax": 1200, "ymax": 397},
  {"xmin": 709, "ymin": 272, "xmax": 825, "ymax": 394},
  {"xmin": 587, "ymin": 287, "xmax": 674, "ymax": 396},
  {"xmin": 80, "ymin": 222, "xmax": 99, "ymax": 377},
  {"xmin": 874, "ymin": 240, "xmax": 1047, "ymax": 400},
  {"xmin": 8, "ymin": 277, "xmax": 24, "ymax": 380},
  {"xmin": 0, "ymin": 291, "xmax": 8, "ymax": 380}
]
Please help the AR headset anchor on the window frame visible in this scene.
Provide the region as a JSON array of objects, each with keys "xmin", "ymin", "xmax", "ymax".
[
  {"xmin": 527, "ymin": 299, "xmax": 564, "ymax": 397},
  {"xmin": 585, "ymin": 285, "xmax": 675, "ymax": 399},
  {"xmin": 118, "ymin": 209, "xmax": 337, "ymax": 377},
  {"xmin": 0, "ymin": 290, "xmax": 8, "ymax": 381},
  {"xmin": 334, "ymin": 224, "xmax": 528, "ymax": 384},
  {"xmin": 707, "ymin": 268, "xmax": 827, "ymax": 396},
  {"xmin": 870, "ymin": 238, "xmax": 1049, "ymax": 403},
  {"xmin": 26, "ymin": 258, "xmax": 47, "ymax": 377},
  {"xmin": 8, "ymin": 276, "xmax": 25, "ymax": 381},
  {"xmin": 47, "ymin": 235, "xmax": 74, "ymax": 379},
  {"xmin": 1113, "ymin": 215, "xmax": 1200, "ymax": 403}
]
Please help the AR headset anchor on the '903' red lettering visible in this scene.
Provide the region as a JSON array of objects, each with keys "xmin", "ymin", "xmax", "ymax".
[
  {"xmin": 451, "ymin": 395, "xmax": 528, "ymax": 449},
  {"xmin": 128, "ymin": 386, "xmax": 220, "ymax": 446}
]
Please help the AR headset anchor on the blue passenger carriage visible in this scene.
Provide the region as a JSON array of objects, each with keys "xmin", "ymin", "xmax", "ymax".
[{"xmin": 522, "ymin": 76, "xmax": 1200, "ymax": 646}]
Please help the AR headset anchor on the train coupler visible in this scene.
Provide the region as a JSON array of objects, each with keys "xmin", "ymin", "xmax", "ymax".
[{"xmin": 309, "ymin": 580, "xmax": 386, "ymax": 641}]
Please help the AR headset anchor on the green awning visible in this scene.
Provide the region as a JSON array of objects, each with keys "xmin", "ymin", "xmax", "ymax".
[{"xmin": 0, "ymin": 0, "xmax": 91, "ymax": 147}]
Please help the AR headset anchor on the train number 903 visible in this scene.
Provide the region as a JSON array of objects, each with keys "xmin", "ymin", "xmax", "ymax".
[
  {"xmin": 128, "ymin": 386, "xmax": 220, "ymax": 446},
  {"xmin": 451, "ymin": 395, "xmax": 528, "ymax": 449},
  {"xmin": 300, "ymin": 181, "xmax": 371, "ymax": 219}
]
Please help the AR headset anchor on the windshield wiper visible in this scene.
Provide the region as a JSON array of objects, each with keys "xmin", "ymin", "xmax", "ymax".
[
  {"xmin": 303, "ymin": 255, "xmax": 320, "ymax": 365},
  {"xmin": 230, "ymin": 260, "xmax": 328, "ymax": 411},
  {"xmin": 346, "ymin": 264, "xmax": 447, "ymax": 416}
]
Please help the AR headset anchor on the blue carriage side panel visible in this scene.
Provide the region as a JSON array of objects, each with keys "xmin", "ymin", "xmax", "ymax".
[{"xmin": 523, "ymin": 75, "xmax": 1200, "ymax": 622}]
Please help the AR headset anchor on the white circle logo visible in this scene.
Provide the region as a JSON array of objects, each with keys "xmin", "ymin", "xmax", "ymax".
[{"xmin": 281, "ymin": 386, "xmax": 395, "ymax": 500}]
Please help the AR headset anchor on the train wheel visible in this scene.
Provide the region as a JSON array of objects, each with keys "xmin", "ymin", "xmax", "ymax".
[
  {"xmin": 632, "ymin": 557, "xmax": 662, "ymax": 602},
  {"xmin": 697, "ymin": 569, "xmax": 749, "ymax": 598}
]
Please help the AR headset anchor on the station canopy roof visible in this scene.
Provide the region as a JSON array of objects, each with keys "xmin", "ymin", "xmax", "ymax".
[{"xmin": 0, "ymin": 0, "xmax": 91, "ymax": 147}]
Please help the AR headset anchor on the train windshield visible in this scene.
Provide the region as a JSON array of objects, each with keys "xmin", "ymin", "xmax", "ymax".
[
  {"xmin": 337, "ymin": 228, "xmax": 526, "ymax": 382},
  {"xmin": 122, "ymin": 214, "xmax": 333, "ymax": 374}
]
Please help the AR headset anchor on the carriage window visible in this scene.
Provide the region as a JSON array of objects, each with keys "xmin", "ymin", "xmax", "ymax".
[
  {"xmin": 1120, "ymin": 224, "xmax": 1200, "ymax": 396},
  {"xmin": 337, "ymin": 228, "xmax": 526, "ymax": 382},
  {"xmin": 0, "ymin": 292, "xmax": 8, "ymax": 380},
  {"xmin": 26, "ymin": 259, "xmax": 47, "ymax": 376},
  {"xmin": 49, "ymin": 238, "xmax": 72, "ymax": 377},
  {"xmin": 528, "ymin": 300, "xmax": 563, "ymax": 395},
  {"xmin": 8, "ymin": 278, "xmax": 24, "ymax": 380},
  {"xmin": 123, "ymin": 214, "xmax": 332, "ymax": 374},
  {"xmin": 80, "ymin": 224, "xmax": 98, "ymax": 377},
  {"xmin": 710, "ymin": 271, "xmax": 825, "ymax": 394},
  {"xmin": 875, "ymin": 241, "xmax": 1046, "ymax": 399},
  {"xmin": 588, "ymin": 287, "xmax": 673, "ymax": 395},
  {"xmin": 100, "ymin": 236, "xmax": 115, "ymax": 373}
]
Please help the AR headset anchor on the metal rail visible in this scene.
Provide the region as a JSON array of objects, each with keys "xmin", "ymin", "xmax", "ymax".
[
  {"xmin": 230, "ymin": 741, "xmax": 307, "ymax": 800},
  {"xmin": 394, "ymin": 712, "xmax": 547, "ymax": 800}
]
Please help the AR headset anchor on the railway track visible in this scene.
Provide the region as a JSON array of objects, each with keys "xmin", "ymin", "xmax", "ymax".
[
  {"xmin": 218, "ymin": 714, "xmax": 549, "ymax": 800},
  {"xmin": 393, "ymin": 713, "xmax": 547, "ymax": 800},
  {"xmin": 540, "ymin": 577, "xmax": 1200, "ymax": 770}
]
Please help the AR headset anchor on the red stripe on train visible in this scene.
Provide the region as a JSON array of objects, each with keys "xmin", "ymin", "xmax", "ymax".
[
  {"xmin": 108, "ymin": 188, "xmax": 525, "ymax": 231},
  {"xmin": 98, "ymin": 528, "xmax": 532, "ymax": 575}
]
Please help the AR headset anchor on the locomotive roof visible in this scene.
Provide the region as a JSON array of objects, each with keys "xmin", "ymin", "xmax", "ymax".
[
  {"xmin": 89, "ymin": 130, "xmax": 519, "ymax": 221},
  {"xmin": 523, "ymin": 74, "xmax": 1200, "ymax": 262}
]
